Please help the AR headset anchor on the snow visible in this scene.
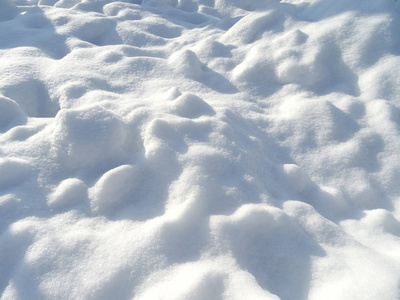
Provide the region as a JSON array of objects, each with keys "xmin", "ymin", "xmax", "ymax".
[{"xmin": 1, "ymin": 0, "xmax": 400, "ymax": 299}]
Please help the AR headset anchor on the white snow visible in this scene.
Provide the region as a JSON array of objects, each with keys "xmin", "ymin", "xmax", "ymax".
[{"xmin": 1, "ymin": 0, "xmax": 400, "ymax": 299}]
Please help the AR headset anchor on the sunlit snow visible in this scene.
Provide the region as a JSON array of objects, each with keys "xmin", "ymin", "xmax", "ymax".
[{"xmin": 1, "ymin": 0, "xmax": 400, "ymax": 299}]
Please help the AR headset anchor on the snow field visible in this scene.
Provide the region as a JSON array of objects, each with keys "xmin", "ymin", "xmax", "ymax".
[{"xmin": 1, "ymin": 0, "xmax": 400, "ymax": 299}]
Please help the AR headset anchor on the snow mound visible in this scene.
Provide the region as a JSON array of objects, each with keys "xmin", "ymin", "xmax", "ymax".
[
  {"xmin": 51, "ymin": 105, "xmax": 129, "ymax": 170},
  {"xmin": 47, "ymin": 178, "xmax": 87, "ymax": 210},
  {"xmin": 89, "ymin": 164, "xmax": 141, "ymax": 214},
  {"xmin": 170, "ymin": 93, "xmax": 215, "ymax": 118}
]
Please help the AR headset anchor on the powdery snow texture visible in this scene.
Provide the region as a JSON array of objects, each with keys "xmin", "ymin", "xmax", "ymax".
[{"xmin": 1, "ymin": 0, "xmax": 400, "ymax": 299}]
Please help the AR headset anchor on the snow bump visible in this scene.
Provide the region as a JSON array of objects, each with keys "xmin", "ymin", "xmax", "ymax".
[
  {"xmin": 170, "ymin": 93, "xmax": 215, "ymax": 118},
  {"xmin": 51, "ymin": 105, "xmax": 128, "ymax": 170}
]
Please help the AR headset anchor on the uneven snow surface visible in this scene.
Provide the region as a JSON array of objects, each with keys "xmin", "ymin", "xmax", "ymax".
[{"xmin": 1, "ymin": 0, "xmax": 400, "ymax": 299}]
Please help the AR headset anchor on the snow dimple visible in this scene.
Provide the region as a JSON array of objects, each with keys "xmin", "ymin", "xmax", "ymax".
[{"xmin": 1, "ymin": 0, "xmax": 400, "ymax": 299}]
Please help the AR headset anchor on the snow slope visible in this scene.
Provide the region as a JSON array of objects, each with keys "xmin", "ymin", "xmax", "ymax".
[{"xmin": 1, "ymin": 0, "xmax": 400, "ymax": 299}]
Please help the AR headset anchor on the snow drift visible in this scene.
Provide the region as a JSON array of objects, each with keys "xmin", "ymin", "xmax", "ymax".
[{"xmin": 1, "ymin": 0, "xmax": 400, "ymax": 299}]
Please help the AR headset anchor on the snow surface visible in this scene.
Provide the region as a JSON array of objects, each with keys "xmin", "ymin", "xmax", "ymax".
[{"xmin": 1, "ymin": 0, "xmax": 400, "ymax": 299}]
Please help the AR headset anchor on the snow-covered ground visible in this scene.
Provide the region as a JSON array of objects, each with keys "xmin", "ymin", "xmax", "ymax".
[{"xmin": 1, "ymin": 0, "xmax": 400, "ymax": 299}]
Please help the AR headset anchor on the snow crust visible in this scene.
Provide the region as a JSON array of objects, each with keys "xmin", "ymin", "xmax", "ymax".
[{"xmin": 1, "ymin": 0, "xmax": 400, "ymax": 299}]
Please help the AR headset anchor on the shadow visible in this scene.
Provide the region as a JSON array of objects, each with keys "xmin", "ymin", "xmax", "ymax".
[
  {"xmin": 1, "ymin": 79, "xmax": 60, "ymax": 118},
  {"xmin": 326, "ymin": 102, "xmax": 361, "ymax": 143},
  {"xmin": 199, "ymin": 67, "xmax": 239, "ymax": 94},
  {"xmin": 311, "ymin": 43, "xmax": 360, "ymax": 97},
  {"xmin": 110, "ymin": 162, "xmax": 177, "ymax": 222},
  {"xmin": 0, "ymin": 6, "xmax": 68, "ymax": 118},
  {"xmin": 0, "ymin": 0, "xmax": 19, "ymax": 22},
  {"xmin": 0, "ymin": 5, "xmax": 124, "ymax": 56},
  {"xmin": 296, "ymin": 0, "xmax": 396, "ymax": 22},
  {"xmin": 354, "ymin": 134, "xmax": 385, "ymax": 173},
  {"xmin": 95, "ymin": 147, "xmax": 185, "ymax": 222},
  {"xmin": 0, "ymin": 6, "xmax": 69, "ymax": 59},
  {"xmin": 215, "ymin": 206, "xmax": 326, "ymax": 300},
  {"xmin": 67, "ymin": 12, "xmax": 124, "ymax": 47},
  {"xmin": 235, "ymin": 232, "xmax": 325, "ymax": 300},
  {"xmin": 139, "ymin": 0, "xmax": 246, "ymax": 32},
  {"xmin": 0, "ymin": 172, "xmax": 52, "ymax": 298},
  {"xmin": 158, "ymin": 214, "xmax": 212, "ymax": 265},
  {"xmin": 0, "ymin": 228, "xmax": 45, "ymax": 299}
]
